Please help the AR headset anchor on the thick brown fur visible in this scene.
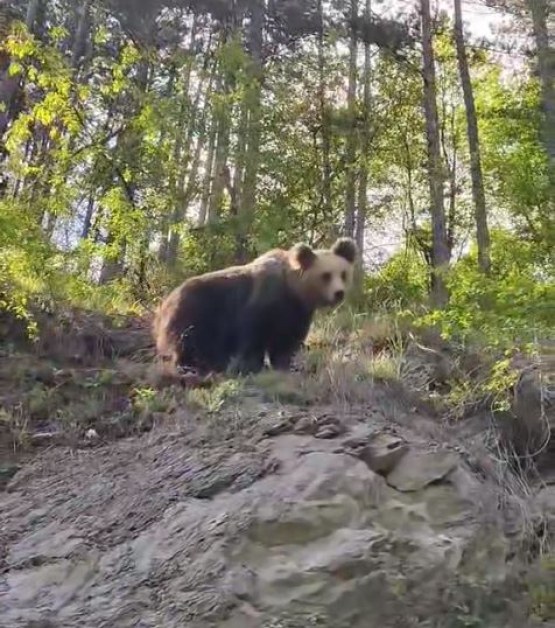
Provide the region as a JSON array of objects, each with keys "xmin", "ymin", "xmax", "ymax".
[{"xmin": 153, "ymin": 238, "xmax": 358, "ymax": 375}]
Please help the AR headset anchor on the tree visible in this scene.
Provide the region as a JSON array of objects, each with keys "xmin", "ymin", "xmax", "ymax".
[
  {"xmin": 453, "ymin": 0, "xmax": 491, "ymax": 273},
  {"xmin": 343, "ymin": 0, "xmax": 359, "ymax": 238},
  {"xmin": 236, "ymin": 0, "xmax": 265, "ymax": 262},
  {"xmin": 0, "ymin": 0, "xmax": 550, "ymax": 343},
  {"xmin": 355, "ymin": 0, "xmax": 372, "ymax": 259},
  {"xmin": 317, "ymin": 0, "xmax": 333, "ymax": 221},
  {"xmin": 420, "ymin": 0, "xmax": 450, "ymax": 307},
  {"xmin": 480, "ymin": 0, "xmax": 554, "ymax": 174},
  {"xmin": 526, "ymin": 0, "xmax": 554, "ymax": 176},
  {"xmin": 0, "ymin": 1, "xmax": 39, "ymax": 146}
]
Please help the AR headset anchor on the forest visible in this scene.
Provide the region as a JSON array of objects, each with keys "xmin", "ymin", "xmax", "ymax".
[
  {"xmin": 0, "ymin": 0, "xmax": 553, "ymax": 350},
  {"xmin": 0, "ymin": 3, "xmax": 554, "ymax": 623}
]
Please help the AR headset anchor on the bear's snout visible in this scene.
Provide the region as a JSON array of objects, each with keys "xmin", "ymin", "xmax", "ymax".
[{"xmin": 333, "ymin": 289, "xmax": 345, "ymax": 304}]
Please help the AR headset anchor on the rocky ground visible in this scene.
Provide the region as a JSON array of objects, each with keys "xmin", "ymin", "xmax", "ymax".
[{"xmin": 0, "ymin": 310, "xmax": 553, "ymax": 627}]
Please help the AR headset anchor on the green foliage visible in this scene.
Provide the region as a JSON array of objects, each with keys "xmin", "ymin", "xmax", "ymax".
[
  {"xmin": 529, "ymin": 555, "xmax": 555, "ymax": 622},
  {"xmin": 0, "ymin": 196, "xmax": 142, "ymax": 328},
  {"xmin": 187, "ymin": 379, "xmax": 244, "ymax": 414},
  {"xmin": 365, "ymin": 248, "xmax": 429, "ymax": 312},
  {"xmin": 0, "ymin": 8, "xmax": 552, "ymax": 376},
  {"xmin": 476, "ymin": 68, "xmax": 554, "ymax": 249},
  {"xmin": 426, "ymin": 229, "xmax": 553, "ymax": 348}
]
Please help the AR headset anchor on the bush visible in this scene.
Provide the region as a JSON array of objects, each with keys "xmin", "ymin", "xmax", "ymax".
[
  {"xmin": 364, "ymin": 248, "xmax": 429, "ymax": 312},
  {"xmin": 425, "ymin": 229, "xmax": 553, "ymax": 349}
]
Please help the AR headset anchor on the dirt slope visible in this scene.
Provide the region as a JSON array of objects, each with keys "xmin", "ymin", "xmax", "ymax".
[{"xmin": 0, "ymin": 312, "xmax": 553, "ymax": 627}]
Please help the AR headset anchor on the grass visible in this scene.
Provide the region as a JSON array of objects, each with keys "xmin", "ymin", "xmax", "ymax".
[
  {"xmin": 529, "ymin": 554, "xmax": 555, "ymax": 622},
  {"xmin": 186, "ymin": 379, "xmax": 244, "ymax": 414},
  {"xmin": 0, "ymin": 353, "xmax": 162, "ymax": 448},
  {"xmin": 0, "ymin": 295, "xmax": 552, "ymax": 628},
  {"xmin": 247, "ymin": 370, "xmax": 313, "ymax": 405},
  {"xmin": 1, "ymin": 301, "xmax": 551, "ymax": 499}
]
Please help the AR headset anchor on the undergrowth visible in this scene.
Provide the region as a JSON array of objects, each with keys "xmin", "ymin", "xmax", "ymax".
[{"xmin": 0, "ymin": 226, "xmax": 552, "ymax": 469}]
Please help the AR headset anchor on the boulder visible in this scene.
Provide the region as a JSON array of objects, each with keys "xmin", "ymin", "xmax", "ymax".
[
  {"xmin": 386, "ymin": 450, "xmax": 459, "ymax": 492},
  {"xmin": 0, "ymin": 423, "xmax": 536, "ymax": 627}
]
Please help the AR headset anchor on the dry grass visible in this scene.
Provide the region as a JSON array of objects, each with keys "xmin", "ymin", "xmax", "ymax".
[
  {"xmin": 296, "ymin": 309, "xmax": 408, "ymax": 404},
  {"xmin": 0, "ymin": 354, "xmax": 162, "ymax": 449},
  {"xmin": 528, "ymin": 553, "xmax": 555, "ymax": 622}
]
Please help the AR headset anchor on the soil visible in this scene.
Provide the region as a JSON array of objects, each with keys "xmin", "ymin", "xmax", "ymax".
[{"xmin": 0, "ymin": 309, "xmax": 552, "ymax": 627}]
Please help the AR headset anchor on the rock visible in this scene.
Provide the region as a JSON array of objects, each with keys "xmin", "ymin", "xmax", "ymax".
[
  {"xmin": 386, "ymin": 450, "xmax": 459, "ymax": 492},
  {"xmin": 294, "ymin": 413, "xmax": 346, "ymax": 438},
  {"xmin": 356, "ymin": 432, "xmax": 409, "ymax": 476},
  {"xmin": 8, "ymin": 524, "xmax": 87, "ymax": 569},
  {"xmin": 0, "ymin": 464, "xmax": 21, "ymax": 490},
  {"xmin": 293, "ymin": 415, "xmax": 317, "ymax": 434},
  {"xmin": 30, "ymin": 431, "xmax": 64, "ymax": 447},
  {"xmin": 401, "ymin": 340, "xmax": 456, "ymax": 393},
  {"xmin": 496, "ymin": 356, "xmax": 555, "ymax": 472},
  {"xmin": 314, "ymin": 423, "xmax": 345, "ymax": 439},
  {"xmin": 0, "ymin": 415, "xmax": 535, "ymax": 627},
  {"xmin": 536, "ymin": 485, "xmax": 555, "ymax": 530}
]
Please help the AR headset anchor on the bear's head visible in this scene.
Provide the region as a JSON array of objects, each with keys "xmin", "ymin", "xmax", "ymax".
[{"xmin": 288, "ymin": 237, "xmax": 358, "ymax": 308}]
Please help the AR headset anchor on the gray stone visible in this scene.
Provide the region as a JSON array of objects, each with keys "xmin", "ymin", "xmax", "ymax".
[
  {"xmin": 357, "ymin": 432, "xmax": 409, "ymax": 475},
  {"xmin": 0, "ymin": 412, "xmax": 535, "ymax": 628},
  {"xmin": 386, "ymin": 450, "xmax": 459, "ymax": 492}
]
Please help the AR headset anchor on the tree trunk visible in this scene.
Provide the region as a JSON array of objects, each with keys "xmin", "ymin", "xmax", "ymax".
[
  {"xmin": 317, "ymin": 0, "xmax": 332, "ymax": 219},
  {"xmin": 420, "ymin": 0, "xmax": 450, "ymax": 307},
  {"xmin": 526, "ymin": 0, "xmax": 555, "ymax": 175},
  {"xmin": 81, "ymin": 194, "xmax": 95, "ymax": 239},
  {"xmin": 344, "ymin": 0, "xmax": 359, "ymax": 238},
  {"xmin": 25, "ymin": 0, "xmax": 44, "ymax": 33},
  {"xmin": 208, "ymin": 105, "xmax": 231, "ymax": 224},
  {"xmin": 438, "ymin": 78, "xmax": 457, "ymax": 258},
  {"xmin": 71, "ymin": 0, "xmax": 92, "ymax": 69},
  {"xmin": 355, "ymin": 0, "xmax": 372, "ymax": 285},
  {"xmin": 100, "ymin": 58, "xmax": 150, "ymax": 283},
  {"xmin": 199, "ymin": 116, "xmax": 217, "ymax": 226},
  {"xmin": 208, "ymin": 48, "xmax": 233, "ymax": 224},
  {"xmin": 166, "ymin": 86, "xmax": 212, "ymax": 265},
  {"xmin": 158, "ymin": 17, "xmax": 201, "ymax": 264},
  {"xmin": 236, "ymin": 0, "xmax": 264, "ymax": 263},
  {"xmin": 453, "ymin": 0, "xmax": 491, "ymax": 273},
  {"xmin": 232, "ymin": 98, "xmax": 250, "ymax": 217}
]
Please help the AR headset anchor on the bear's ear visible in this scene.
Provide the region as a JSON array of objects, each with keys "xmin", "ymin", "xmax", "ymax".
[
  {"xmin": 290, "ymin": 243, "xmax": 316, "ymax": 270},
  {"xmin": 332, "ymin": 237, "xmax": 358, "ymax": 264}
]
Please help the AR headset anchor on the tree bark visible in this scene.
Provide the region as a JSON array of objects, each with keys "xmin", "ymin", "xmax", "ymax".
[
  {"xmin": 236, "ymin": 0, "xmax": 264, "ymax": 263},
  {"xmin": 199, "ymin": 115, "xmax": 217, "ymax": 226},
  {"xmin": 71, "ymin": 0, "xmax": 93, "ymax": 69},
  {"xmin": 453, "ymin": 0, "xmax": 491, "ymax": 273},
  {"xmin": 344, "ymin": 0, "xmax": 359, "ymax": 238},
  {"xmin": 208, "ymin": 36, "xmax": 233, "ymax": 225},
  {"xmin": 526, "ymin": 0, "xmax": 555, "ymax": 175},
  {"xmin": 317, "ymin": 0, "xmax": 333, "ymax": 219},
  {"xmin": 231, "ymin": 97, "xmax": 249, "ymax": 217},
  {"xmin": 100, "ymin": 58, "xmax": 150, "ymax": 284},
  {"xmin": 420, "ymin": 0, "xmax": 450, "ymax": 307},
  {"xmin": 25, "ymin": 0, "xmax": 43, "ymax": 33},
  {"xmin": 355, "ymin": 0, "xmax": 372, "ymax": 284}
]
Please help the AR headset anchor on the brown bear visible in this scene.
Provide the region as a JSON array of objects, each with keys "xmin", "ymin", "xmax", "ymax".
[{"xmin": 153, "ymin": 237, "xmax": 358, "ymax": 375}]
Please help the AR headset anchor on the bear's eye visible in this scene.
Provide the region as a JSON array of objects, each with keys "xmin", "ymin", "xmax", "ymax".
[
  {"xmin": 321, "ymin": 272, "xmax": 332, "ymax": 284},
  {"xmin": 341, "ymin": 270, "xmax": 347, "ymax": 282}
]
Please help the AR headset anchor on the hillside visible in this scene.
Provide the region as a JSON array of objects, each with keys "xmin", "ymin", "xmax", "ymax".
[
  {"xmin": 0, "ymin": 0, "xmax": 553, "ymax": 622},
  {"xmin": 0, "ymin": 308, "xmax": 553, "ymax": 627}
]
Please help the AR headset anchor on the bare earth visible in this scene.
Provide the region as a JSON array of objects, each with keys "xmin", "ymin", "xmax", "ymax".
[{"xmin": 0, "ymin": 316, "xmax": 552, "ymax": 627}]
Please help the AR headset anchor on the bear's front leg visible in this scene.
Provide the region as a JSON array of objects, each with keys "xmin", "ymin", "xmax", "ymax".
[
  {"xmin": 268, "ymin": 350, "xmax": 294, "ymax": 372},
  {"xmin": 233, "ymin": 309, "xmax": 266, "ymax": 375},
  {"xmin": 234, "ymin": 352, "xmax": 265, "ymax": 375}
]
